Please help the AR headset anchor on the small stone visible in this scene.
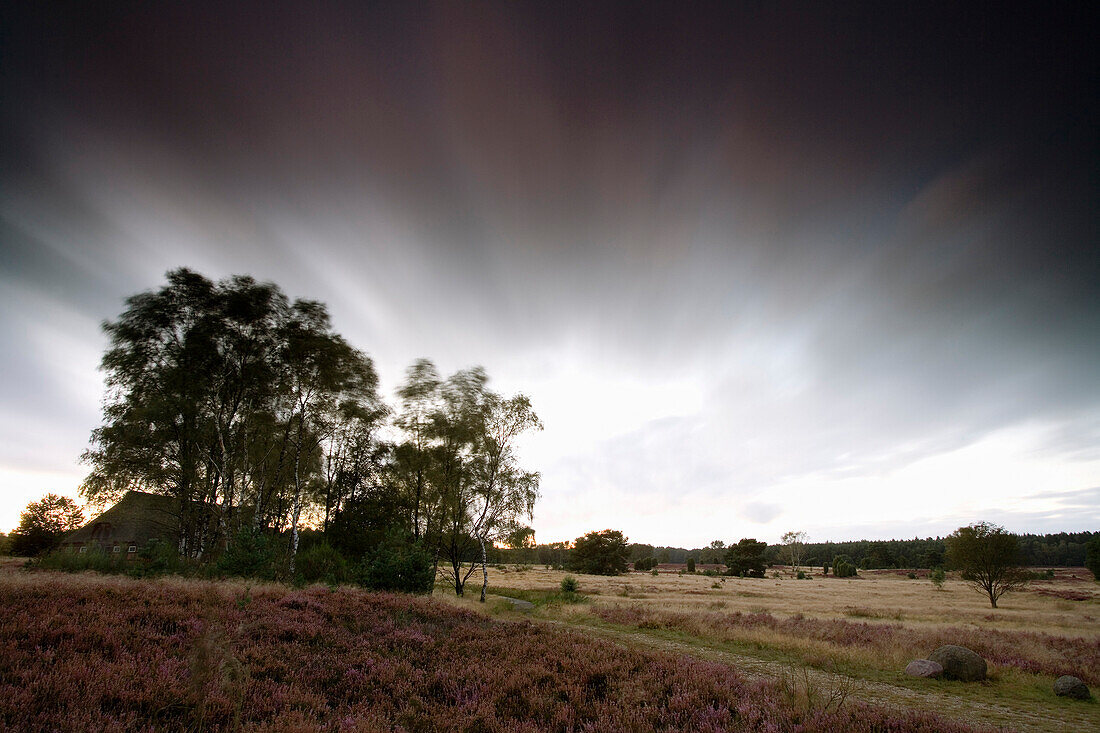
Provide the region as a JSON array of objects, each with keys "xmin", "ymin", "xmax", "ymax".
[
  {"xmin": 928, "ymin": 645, "xmax": 987, "ymax": 681},
  {"xmin": 1053, "ymin": 675, "xmax": 1090, "ymax": 700},
  {"xmin": 905, "ymin": 659, "xmax": 944, "ymax": 678}
]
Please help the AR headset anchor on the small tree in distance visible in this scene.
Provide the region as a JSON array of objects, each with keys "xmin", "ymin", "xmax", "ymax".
[
  {"xmin": 11, "ymin": 494, "xmax": 84, "ymax": 557},
  {"xmin": 724, "ymin": 538, "xmax": 767, "ymax": 577},
  {"xmin": 780, "ymin": 530, "xmax": 807, "ymax": 573},
  {"xmin": 930, "ymin": 567, "xmax": 946, "ymax": 590},
  {"xmin": 945, "ymin": 522, "xmax": 1028, "ymax": 608},
  {"xmin": 569, "ymin": 529, "xmax": 629, "ymax": 575}
]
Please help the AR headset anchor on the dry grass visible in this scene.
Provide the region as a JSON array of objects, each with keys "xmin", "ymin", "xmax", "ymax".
[{"xmin": 479, "ymin": 565, "xmax": 1099, "ymax": 639}]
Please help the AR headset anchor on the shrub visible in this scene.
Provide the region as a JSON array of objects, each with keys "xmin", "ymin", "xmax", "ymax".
[
  {"xmin": 1087, "ymin": 536, "xmax": 1100, "ymax": 581},
  {"xmin": 358, "ymin": 533, "xmax": 435, "ymax": 594},
  {"xmin": 634, "ymin": 557, "xmax": 657, "ymax": 572},
  {"xmin": 295, "ymin": 542, "xmax": 349, "ymax": 585},
  {"xmin": 560, "ymin": 575, "xmax": 579, "ymax": 593},
  {"xmin": 724, "ymin": 538, "xmax": 767, "ymax": 577},
  {"xmin": 930, "ymin": 567, "xmax": 946, "ymax": 590},
  {"xmin": 36, "ymin": 547, "xmax": 126, "ymax": 574},
  {"xmin": 651, "ymin": 568, "xmax": 659, "ymax": 576},
  {"xmin": 215, "ymin": 528, "xmax": 280, "ymax": 580},
  {"xmin": 796, "ymin": 570, "xmax": 806, "ymax": 579},
  {"xmin": 833, "ymin": 555, "xmax": 857, "ymax": 578},
  {"xmin": 686, "ymin": 556, "xmax": 696, "ymax": 573},
  {"xmin": 907, "ymin": 572, "xmax": 917, "ymax": 579}
]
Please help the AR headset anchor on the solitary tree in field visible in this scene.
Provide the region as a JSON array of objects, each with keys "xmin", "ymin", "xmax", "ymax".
[
  {"xmin": 780, "ymin": 530, "xmax": 807, "ymax": 572},
  {"xmin": 724, "ymin": 538, "xmax": 767, "ymax": 577},
  {"xmin": 569, "ymin": 529, "xmax": 630, "ymax": 575},
  {"xmin": 945, "ymin": 522, "xmax": 1028, "ymax": 608},
  {"xmin": 10, "ymin": 494, "xmax": 84, "ymax": 557}
]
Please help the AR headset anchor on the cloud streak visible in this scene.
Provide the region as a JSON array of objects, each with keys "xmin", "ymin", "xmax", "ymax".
[{"xmin": 1, "ymin": 3, "xmax": 1097, "ymax": 542}]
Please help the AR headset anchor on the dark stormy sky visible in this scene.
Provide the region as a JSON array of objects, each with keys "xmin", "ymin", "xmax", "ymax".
[{"xmin": 1, "ymin": 2, "xmax": 1098, "ymax": 543}]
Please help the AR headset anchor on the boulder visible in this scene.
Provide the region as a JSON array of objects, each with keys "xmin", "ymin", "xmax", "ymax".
[
  {"xmin": 1053, "ymin": 675, "xmax": 1090, "ymax": 700},
  {"xmin": 904, "ymin": 659, "xmax": 944, "ymax": 678},
  {"xmin": 928, "ymin": 645, "xmax": 987, "ymax": 681}
]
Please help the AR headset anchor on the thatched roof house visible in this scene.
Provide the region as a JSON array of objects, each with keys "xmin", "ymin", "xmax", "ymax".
[{"xmin": 60, "ymin": 491, "xmax": 179, "ymax": 557}]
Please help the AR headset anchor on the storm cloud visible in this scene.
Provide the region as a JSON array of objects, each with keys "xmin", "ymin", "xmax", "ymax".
[{"xmin": 2, "ymin": 2, "xmax": 1097, "ymax": 544}]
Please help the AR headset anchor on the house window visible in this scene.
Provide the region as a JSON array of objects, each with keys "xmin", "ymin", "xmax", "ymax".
[
  {"xmin": 113, "ymin": 545, "xmax": 120, "ymax": 553},
  {"xmin": 128, "ymin": 545, "xmax": 137, "ymax": 553},
  {"xmin": 79, "ymin": 546, "xmax": 87, "ymax": 554}
]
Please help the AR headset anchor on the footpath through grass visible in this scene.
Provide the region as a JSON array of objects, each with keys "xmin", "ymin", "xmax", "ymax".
[{"xmin": 472, "ymin": 594, "xmax": 1098, "ymax": 733}]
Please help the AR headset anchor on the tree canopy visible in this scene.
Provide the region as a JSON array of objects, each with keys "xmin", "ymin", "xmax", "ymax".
[
  {"xmin": 724, "ymin": 538, "xmax": 767, "ymax": 577},
  {"xmin": 569, "ymin": 529, "xmax": 629, "ymax": 575},
  {"xmin": 11, "ymin": 494, "xmax": 84, "ymax": 557},
  {"xmin": 77, "ymin": 269, "xmax": 540, "ymax": 598},
  {"xmin": 945, "ymin": 522, "xmax": 1028, "ymax": 608}
]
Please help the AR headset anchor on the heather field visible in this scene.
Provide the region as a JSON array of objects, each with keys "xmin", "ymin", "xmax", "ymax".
[
  {"xmin": 0, "ymin": 567, "xmax": 990, "ymax": 733},
  {"xmin": 466, "ymin": 565, "xmax": 1099, "ymax": 732}
]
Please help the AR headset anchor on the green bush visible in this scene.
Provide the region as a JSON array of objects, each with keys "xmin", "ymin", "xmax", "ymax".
[
  {"xmin": 560, "ymin": 575, "xmax": 579, "ymax": 593},
  {"xmin": 295, "ymin": 542, "xmax": 349, "ymax": 585},
  {"xmin": 1086, "ymin": 536, "xmax": 1100, "ymax": 581},
  {"xmin": 832, "ymin": 555, "xmax": 857, "ymax": 578},
  {"xmin": 358, "ymin": 533, "xmax": 435, "ymax": 594},
  {"xmin": 215, "ymin": 528, "xmax": 280, "ymax": 580},
  {"xmin": 930, "ymin": 567, "xmax": 946, "ymax": 589},
  {"xmin": 686, "ymin": 557, "xmax": 696, "ymax": 573},
  {"xmin": 36, "ymin": 547, "xmax": 127, "ymax": 573},
  {"xmin": 796, "ymin": 570, "xmax": 806, "ymax": 579}
]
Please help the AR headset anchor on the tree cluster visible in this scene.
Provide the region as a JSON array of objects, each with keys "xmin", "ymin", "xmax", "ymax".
[
  {"xmin": 9, "ymin": 494, "xmax": 84, "ymax": 557},
  {"xmin": 568, "ymin": 529, "xmax": 629, "ymax": 575},
  {"xmin": 80, "ymin": 269, "xmax": 541, "ymax": 598}
]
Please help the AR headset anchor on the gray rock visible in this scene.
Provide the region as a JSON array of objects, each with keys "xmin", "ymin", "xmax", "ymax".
[
  {"xmin": 904, "ymin": 659, "xmax": 944, "ymax": 678},
  {"xmin": 1053, "ymin": 675, "xmax": 1090, "ymax": 700},
  {"xmin": 928, "ymin": 645, "xmax": 987, "ymax": 681}
]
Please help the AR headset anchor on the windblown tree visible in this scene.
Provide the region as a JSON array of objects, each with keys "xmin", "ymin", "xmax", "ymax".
[
  {"xmin": 82, "ymin": 269, "xmax": 383, "ymax": 560},
  {"xmin": 395, "ymin": 362, "xmax": 541, "ymax": 599},
  {"xmin": 276, "ymin": 300, "xmax": 382, "ymax": 568}
]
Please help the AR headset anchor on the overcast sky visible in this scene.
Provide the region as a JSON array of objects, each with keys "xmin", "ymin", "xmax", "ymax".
[{"xmin": 2, "ymin": 2, "xmax": 1097, "ymax": 545}]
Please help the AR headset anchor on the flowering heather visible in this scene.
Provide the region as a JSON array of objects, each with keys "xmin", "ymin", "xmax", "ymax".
[
  {"xmin": 593, "ymin": 606, "xmax": 1100, "ymax": 684},
  {"xmin": 0, "ymin": 571, "xmax": 984, "ymax": 732}
]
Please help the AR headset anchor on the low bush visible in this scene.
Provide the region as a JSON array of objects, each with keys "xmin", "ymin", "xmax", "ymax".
[
  {"xmin": 560, "ymin": 575, "xmax": 579, "ymax": 593},
  {"xmin": 357, "ymin": 533, "xmax": 434, "ymax": 594},
  {"xmin": 214, "ymin": 528, "xmax": 280, "ymax": 580},
  {"xmin": 294, "ymin": 542, "xmax": 349, "ymax": 585}
]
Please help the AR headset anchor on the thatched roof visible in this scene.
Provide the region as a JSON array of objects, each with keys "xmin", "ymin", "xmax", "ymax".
[{"xmin": 61, "ymin": 491, "xmax": 179, "ymax": 547}]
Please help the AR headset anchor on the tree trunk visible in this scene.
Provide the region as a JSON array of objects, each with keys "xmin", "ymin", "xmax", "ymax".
[
  {"xmin": 479, "ymin": 535, "xmax": 489, "ymax": 603},
  {"xmin": 289, "ymin": 426, "xmax": 304, "ymax": 574}
]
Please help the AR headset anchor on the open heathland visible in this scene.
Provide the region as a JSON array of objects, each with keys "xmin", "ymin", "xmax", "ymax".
[
  {"xmin": 466, "ymin": 565, "xmax": 1099, "ymax": 732},
  {"xmin": 0, "ymin": 567, "xmax": 990, "ymax": 732}
]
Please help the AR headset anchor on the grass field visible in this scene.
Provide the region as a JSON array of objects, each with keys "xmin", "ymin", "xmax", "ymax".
[
  {"xmin": 0, "ymin": 566, "xmax": 989, "ymax": 732},
  {"xmin": 1, "ymin": 561, "xmax": 1095, "ymax": 731},
  {"xmin": 458, "ymin": 564, "xmax": 1099, "ymax": 732}
]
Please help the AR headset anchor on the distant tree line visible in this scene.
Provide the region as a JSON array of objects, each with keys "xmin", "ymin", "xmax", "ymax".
[
  {"xmin": 74, "ymin": 269, "xmax": 541, "ymax": 598},
  {"xmin": 491, "ymin": 531, "xmax": 1098, "ymax": 573}
]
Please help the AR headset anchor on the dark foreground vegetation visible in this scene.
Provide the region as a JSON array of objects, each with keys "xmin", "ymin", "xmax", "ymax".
[{"xmin": 0, "ymin": 570, "xmax": 983, "ymax": 732}]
